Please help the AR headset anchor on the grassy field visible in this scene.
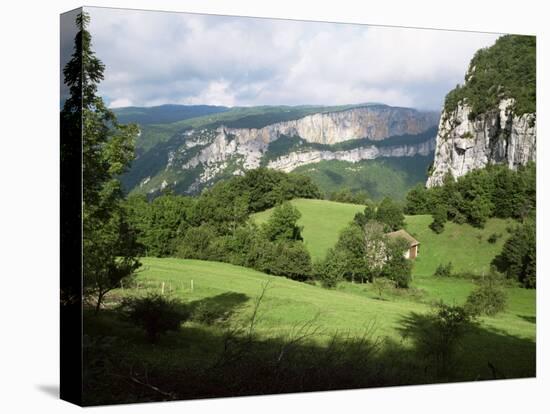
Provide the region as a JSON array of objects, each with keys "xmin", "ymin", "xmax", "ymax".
[
  {"xmin": 252, "ymin": 198, "xmax": 513, "ymax": 277},
  {"xmin": 252, "ymin": 198, "xmax": 364, "ymax": 261},
  {"xmin": 85, "ymin": 198, "xmax": 535, "ymax": 402},
  {"xmin": 89, "ymin": 257, "xmax": 535, "ymax": 383}
]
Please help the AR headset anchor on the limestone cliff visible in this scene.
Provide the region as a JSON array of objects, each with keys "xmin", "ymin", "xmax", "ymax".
[
  {"xmin": 136, "ymin": 105, "xmax": 438, "ymax": 195},
  {"xmin": 426, "ymin": 98, "xmax": 536, "ymax": 187},
  {"xmin": 267, "ymin": 140, "xmax": 435, "ymax": 173},
  {"xmin": 223, "ymin": 106, "xmax": 438, "ymax": 145}
]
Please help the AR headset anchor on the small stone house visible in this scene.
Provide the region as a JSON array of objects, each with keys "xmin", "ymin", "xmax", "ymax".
[{"xmin": 386, "ymin": 229, "xmax": 420, "ymax": 259}]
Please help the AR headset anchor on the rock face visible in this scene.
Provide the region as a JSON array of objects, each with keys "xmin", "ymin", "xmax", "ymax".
[
  {"xmin": 223, "ymin": 106, "xmax": 438, "ymax": 145},
  {"xmin": 134, "ymin": 105, "xmax": 439, "ymax": 195},
  {"xmin": 426, "ymin": 98, "xmax": 536, "ymax": 187},
  {"xmin": 267, "ymin": 140, "xmax": 435, "ymax": 173}
]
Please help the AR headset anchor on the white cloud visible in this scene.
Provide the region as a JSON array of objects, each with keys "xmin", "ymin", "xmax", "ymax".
[
  {"xmin": 109, "ymin": 97, "xmax": 133, "ymax": 108},
  {"xmin": 85, "ymin": 7, "xmax": 501, "ymax": 110}
]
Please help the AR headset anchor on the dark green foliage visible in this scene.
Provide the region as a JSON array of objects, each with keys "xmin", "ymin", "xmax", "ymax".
[
  {"xmin": 434, "ymin": 262, "xmax": 453, "ymax": 277},
  {"xmin": 492, "ymin": 219, "xmax": 536, "ymax": 288},
  {"xmin": 177, "ymin": 225, "xmax": 218, "ymax": 260},
  {"xmin": 404, "ymin": 184, "xmax": 431, "ymax": 215},
  {"xmin": 230, "ymin": 168, "xmax": 321, "ymax": 213},
  {"xmin": 429, "ymin": 204, "xmax": 447, "ymax": 234},
  {"xmin": 465, "ymin": 274, "xmax": 507, "ymax": 316},
  {"xmin": 382, "ymin": 238, "xmax": 412, "ymax": 288},
  {"xmin": 410, "ymin": 163, "xmax": 535, "ymax": 230},
  {"xmin": 119, "ymin": 294, "xmax": 190, "ymax": 343},
  {"xmin": 444, "ymin": 35, "xmax": 536, "ymax": 118},
  {"xmin": 353, "ymin": 202, "xmax": 377, "ymax": 227},
  {"xmin": 258, "ymin": 241, "xmax": 313, "ymax": 281},
  {"xmin": 376, "ymin": 197, "xmax": 405, "ymax": 231},
  {"xmin": 125, "ymin": 194, "xmax": 194, "ymax": 257},
  {"xmin": 262, "ymin": 202, "xmax": 303, "ymax": 242},
  {"xmin": 314, "ymin": 248, "xmax": 349, "ymax": 288},
  {"xmin": 401, "ymin": 302, "xmax": 475, "ymax": 374},
  {"xmin": 487, "ymin": 233, "xmax": 501, "ymax": 244}
]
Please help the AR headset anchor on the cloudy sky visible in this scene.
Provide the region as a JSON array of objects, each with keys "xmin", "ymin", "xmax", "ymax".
[{"xmin": 80, "ymin": 7, "xmax": 501, "ymax": 110}]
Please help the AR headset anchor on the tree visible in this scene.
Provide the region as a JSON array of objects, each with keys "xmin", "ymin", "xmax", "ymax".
[
  {"xmin": 262, "ymin": 202, "xmax": 303, "ymax": 242},
  {"xmin": 376, "ymin": 197, "xmax": 404, "ymax": 231},
  {"xmin": 353, "ymin": 201, "xmax": 377, "ymax": 228},
  {"xmin": 492, "ymin": 220, "xmax": 536, "ymax": 288},
  {"xmin": 429, "ymin": 204, "xmax": 447, "ymax": 234},
  {"xmin": 314, "ymin": 248, "xmax": 349, "ymax": 288},
  {"xmin": 465, "ymin": 271, "xmax": 507, "ymax": 316},
  {"xmin": 334, "ymin": 224, "xmax": 369, "ymax": 282},
  {"xmin": 66, "ymin": 12, "xmax": 141, "ymax": 313},
  {"xmin": 405, "ymin": 184, "xmax": 431, "ymax": 215},
  {"xmin": 382, "ymin": 237, "xmax": 412, "ymax": 288},
  {"xmin": 120, "ymin": 294, "xmax": 190, "ymax": 344},
  {"xmin": 362, "ymin": 221, "xmax": 387, "ymax": 282}
]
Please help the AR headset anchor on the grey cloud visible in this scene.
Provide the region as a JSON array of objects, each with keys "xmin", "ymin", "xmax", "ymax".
[{"xmin": 85, "ymin": 7, "xmax": 501, "ymax": 110}]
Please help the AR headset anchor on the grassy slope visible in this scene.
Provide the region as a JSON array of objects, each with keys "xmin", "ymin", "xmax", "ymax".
[
  {"xmin": 252, "ymin": 198, "xmax": 365, "ymax": 261},
  {"xmin": 252, "ymin": 198, "xmax": 512, "ymax": 277},
  {"xmin": 132, "ymin": 257, "xmax": 535, "ymax": 344}
]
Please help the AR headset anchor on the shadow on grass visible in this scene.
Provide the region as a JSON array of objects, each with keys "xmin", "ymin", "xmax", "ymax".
[
  {"xmin": 82, "ymin": 296, "xmax": 536, "ymax": 406},
  {"xmin": 518, "ymin": 315, "xmax": 536, "ymax": 324},
  {"xmin": 397, "ymin": 311, "xmax": 536, "ymax": 381}
]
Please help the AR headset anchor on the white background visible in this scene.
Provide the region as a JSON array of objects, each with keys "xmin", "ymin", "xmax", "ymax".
[{"xmin": 0, "ymin": 0, "xmax": 547, "ymax": 412}]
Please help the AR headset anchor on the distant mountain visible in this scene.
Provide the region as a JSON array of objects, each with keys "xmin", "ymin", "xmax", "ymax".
[
  {"xmin": 113, "ymin": 104, "xmax": 229, "ymax": 125},
  {"xmin": 118, "ymin": 103, "xmax": 439, "ymax": 198}
]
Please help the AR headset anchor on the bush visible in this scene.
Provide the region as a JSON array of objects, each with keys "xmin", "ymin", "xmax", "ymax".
[
  {"xmin": 434, "ymin": 262, "xmax": 453, "ymax": 277},
  {"xmin": 487, "ymin": 233, "xmax": 500, "ymax": 244},
  {"xmin": 314, "ymin": 248, "xmax": 348, "ymax": 288},
  {"xmin": 429, "ymin": 204, "xmax": 447, "ymax": 234},
  {"xmin": 492, "ymin": 219, "xmax": 536, "ymax": 288},
  {"xmin": 372, "ymin": 278, "xmax": 396, "ymax": 299},
  {"xmin": 401, "ymin": 302, "xmax": 476, "ymax": 376},
  {"xmin": 192, "ymin": 302, "xmax": 233, "ymax": 326},
  {"xmin": 465, "ymin": 275, "xmax": 507, "ymax": 316},
  {"xmin": 119, "ymin": 294, "xmax": 190, "ymax": 343}
]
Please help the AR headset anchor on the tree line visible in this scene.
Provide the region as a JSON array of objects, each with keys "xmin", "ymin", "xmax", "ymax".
[{"xmin": 405, "ymin": 164, "xmax": 536, "ymax": 288}]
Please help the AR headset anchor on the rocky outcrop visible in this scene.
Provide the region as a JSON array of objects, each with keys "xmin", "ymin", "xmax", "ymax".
[
  {"xmin": 426, "ymin": 98, "xmax": 536, "ymax": 187},
  {"xmin": 267, "ymin": 140, "xmax": 435, "ymax": 173},
  {"xmin": 224, "ymin": 106, "xmax": 438, "ymax": 145}
]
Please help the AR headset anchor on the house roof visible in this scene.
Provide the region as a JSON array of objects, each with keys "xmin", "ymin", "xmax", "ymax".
[{"xmin": 386, "ymin": 229, "xmax": 420, "ymax": 247}]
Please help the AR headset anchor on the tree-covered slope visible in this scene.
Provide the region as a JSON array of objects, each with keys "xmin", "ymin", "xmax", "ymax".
[
  {"xmin": 444, "ymin": 35, "xmax": 536, "ymax": 118},
  {"xmin": 292, "ymin": 155, "xmax": 433, "ymax": 201}
]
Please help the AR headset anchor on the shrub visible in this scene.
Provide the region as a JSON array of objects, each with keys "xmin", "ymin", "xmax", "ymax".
[
  {"xmin": 119, "ymin": 294, "xmax": 190, "ymax": 343},
  {"xmin": 487, "ymin": 233, "xmax": 501, "ymax": 244},
  {"xmin": 372, "ymin": 278, "xmax": 395, "ymax": 299},
  {"xmin": 192, "ymin": 302, "xmax": 232, "ymax": 326},
  {"xmin": 434, "ymin": 262, "xmax": 453, "ymax": 277},
  {"xmin": 314, "ymin": 248, "xmax": 348, "ymax": 288},
  {"xmin": 492, "ymin": 219, "xmax": 536, "ymax": 288},
  {"xmin": 465, "ymin": 275, "xmax": 507, "ymax": 316},
  {"xmin": 429, "ymin": 204, "xmax": 447, "ymax": 234}
]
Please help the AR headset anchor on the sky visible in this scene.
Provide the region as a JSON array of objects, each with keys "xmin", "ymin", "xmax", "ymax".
[{"xmin": 73, "ymin": 7, "xmax": 502, "ymax": 111}]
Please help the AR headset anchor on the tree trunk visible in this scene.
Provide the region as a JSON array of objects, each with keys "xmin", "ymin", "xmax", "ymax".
[{"xmin": 94, "ymin": 292, "xmax": 104, "ymax": 314}]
